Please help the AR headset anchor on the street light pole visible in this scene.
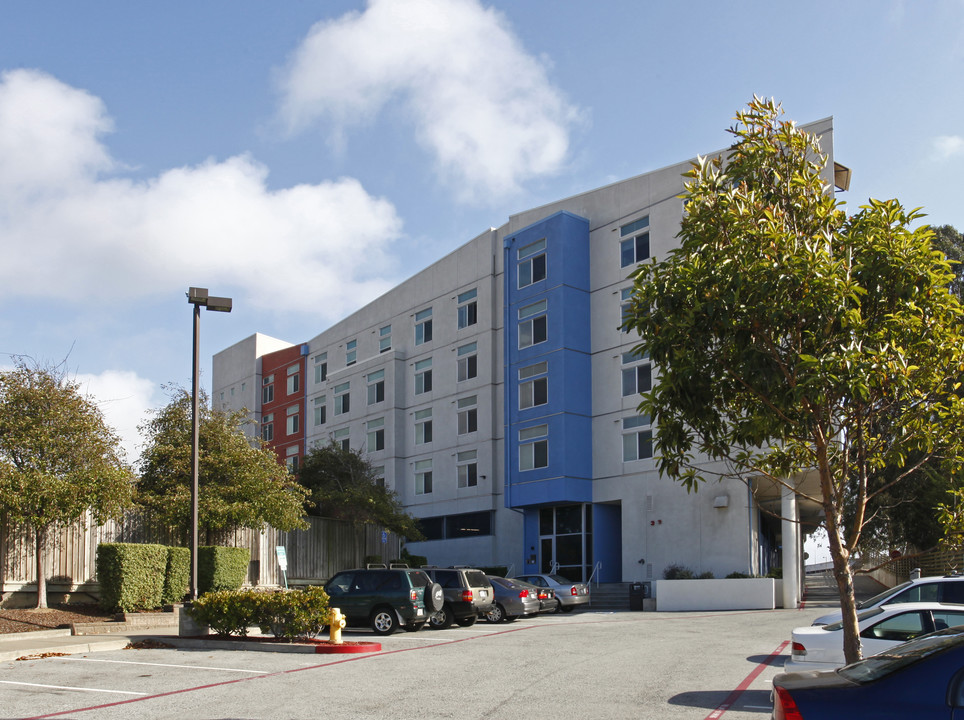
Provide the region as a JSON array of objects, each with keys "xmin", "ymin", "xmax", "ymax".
[{"xmin": 186, "ymin": 287, "xmax": 232, "ymax": 600}]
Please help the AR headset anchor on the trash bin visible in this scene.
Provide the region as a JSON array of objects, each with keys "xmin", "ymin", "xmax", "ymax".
[{"xmin": 629, "ymin": 582, "xmax": 645, "ymax": 611}]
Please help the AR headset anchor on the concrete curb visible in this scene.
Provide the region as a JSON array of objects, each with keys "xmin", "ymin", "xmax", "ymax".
[
  {"xmin": 0, "ymin": 629, "xmax": 72, "ymax": 643},
  {"xmin": 0, "ymin": 635, "xmax": 138, "ymax": 662}
]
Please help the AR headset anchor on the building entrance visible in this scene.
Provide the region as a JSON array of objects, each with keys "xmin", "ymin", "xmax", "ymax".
[{"xmin": 539, "ymin": 504, "xmax": 592, "ymax": 582}]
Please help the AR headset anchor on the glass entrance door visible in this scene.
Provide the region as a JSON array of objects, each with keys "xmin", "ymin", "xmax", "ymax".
[{"xmin": 538, "ymin": 504, "xmax": 593, "ymax": 581}]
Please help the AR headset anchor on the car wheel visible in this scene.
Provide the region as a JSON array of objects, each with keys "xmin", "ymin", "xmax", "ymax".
[
  {"xmin": 504, "ymin": 615, "xmax": 518, "ymax": 623},
  {"xmin": 560, "ymin": 604, "xmax": 575, "ymax": 613},
  {"xmin": 404, "ymin": 622, "xmax": 425, "ymax": 632},
  {"xmin": 456, "ymin": 615, "xmax": 477, "ymax": 628},
  {"xmin": 370, "ymin": 607, "xmax": 398, "ymax": 635},
  {"xmin": 424, "ymin": 582, "xmax": 444, "ymax": 613},
  {"xmin": 554, "ymin": 601, "xmax": 566, "ymax": 614},
  {"xmin": 485, "ymin": 603, "xmax": 506, "ymax": 623},
  {"xmin": 428, "ymin": 604, "xmax": 454, "ymax": 629}
]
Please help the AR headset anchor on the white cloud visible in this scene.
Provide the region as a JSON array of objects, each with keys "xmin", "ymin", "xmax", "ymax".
[
  {"xmin": 0, "ymin": 69, "xmax": 403, "ymax": 315},
  {"xmin": 277, "ymin": 0, "xmax": 581, "ymax": 202},
  {"xmin": 76, "ymin": 370, "xmax": 160, "ymax": 464},
  {"xmin": 934, "ymin": 135, "xmax": 964, "ymax": 161}
]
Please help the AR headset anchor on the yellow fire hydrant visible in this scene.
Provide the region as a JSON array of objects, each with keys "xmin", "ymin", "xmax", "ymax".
[{"xmin": 329, "ymin": 607, "xmax": 346, "ymax": 645}]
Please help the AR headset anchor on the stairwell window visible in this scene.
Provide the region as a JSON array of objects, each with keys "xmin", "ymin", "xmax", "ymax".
[
  {"xmin": 518, "ymin": 238, "xmax": 547, "ymax": 288},
  {"xmin": 518, "ymin": 300, "xmax": 547, "ymax": 349},
  {"xmin": 519, "ymin": 424, "xmax": 548, "ymax": 471}
]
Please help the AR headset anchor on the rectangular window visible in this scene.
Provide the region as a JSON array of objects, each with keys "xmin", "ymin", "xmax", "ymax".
[
  {"xmin": 314, "ymin": 353, "xmax": 328, "ymax": 383},
  {"xmin": 313, "ymin": 395, "xmax": 327, "ymax": 426},
  {"xmin": 457, "ymin": 395, "xmax": 478, "ymax": 435},
  {"xmin": 367, "ymin": 417, "xmax": 385, "ymax": 452},
  {"xmin": 622, "ymin": 363, "xmax": 652, "ymax": 397},
  {"xmin": 519, "ymin": 425, "xmax": 549, "ymax": 471},
  {"xmin": 367, "ymin": 369, "xmax": 385, "ymax": 405},
  {"xmin": 334, "ymin": 381, "xmax": 350, "ymax": 415},
  {"xmin": 379, "ymin": 325, "xmax": 392, "ymax": 353},
  {"xmin": 373, "ymin": 465, "xmax": 385, "ymax": 488},
  {"xmin": 286, "ymin": 364, "xmax": 300, "ymax": 394},
  {"xmin": 457, "ymin": 289, "xmax": 478, "ymax": 329},
  {"xmin": 457, "ymin": 450, "xmax": 478, "ymax": 488},
  {"xmin": 286, "ymin": 445, "xmax": 299, "ymax": 473},
  {"xmin": 518, "ymin": 300, "xmax": 548, "ymax": 349},
  {"xmin": 457, "ymin": 342, "xmax": 478, "ymax": 382},
  {"xmin": 415, "ymin": 308, "xmax": 433, "ymax": 345},
  {"xmin": 620, "ymin": 287, "xmax": 635, "ymax": 332},
  {"xmin": 286, "ymin": 405, "xmax": 300, "ymax": 435},
  {"xmin": 414, "ymin": 408, "xmax": 433, "ymax": 444},
  {"xmin": 262, "ymin": 375, "xmax": 274, "ymax": 404},
  {"xmin": 415, "ymin": 358, "xmax": 433, "ymax": 395},
  {"xmin": 346, "ymin": 339, "xmax": 357, "ymax": 366},
  {"xmin": 415, "ymin": 459, "xmax": 433, "ymax": 495},
  {"xmin": 261, "ymin": 414, "xmax": 273, "ymax": 442},
  {"xmin": 518, "ymin": 238, "xmax": 547, "ymax": 288},
  {"xmin": 333, "ymin": 426, "xmax": 350, "ymax": 451},
  {"xmin": 519, "ymin": 361, "xmax": 548, "ymax": 410},
  {"xmin": 446, "ymin": 511, "xmax": 492, "ymax": 539},
  {"xmin": 622, "ymin": 415, "xmax": 653, "ymax": 461},
  {"xmin": 620, "ymin": 217, "xmax": 650, "ymax": 268}
]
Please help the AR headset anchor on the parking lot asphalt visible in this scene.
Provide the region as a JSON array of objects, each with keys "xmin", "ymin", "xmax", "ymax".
[{"xmin": 0, "ymin": 574, "xmax": 871, "ymax": 720}]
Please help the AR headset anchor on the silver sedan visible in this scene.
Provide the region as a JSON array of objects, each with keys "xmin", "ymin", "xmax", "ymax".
[
  {"xmin": 513, "ymin": 573, "xmax": 590, "ymax": 612},
  {"xmin": 484, "ymin": 575, "xmax": 541, "ymax": 622}
]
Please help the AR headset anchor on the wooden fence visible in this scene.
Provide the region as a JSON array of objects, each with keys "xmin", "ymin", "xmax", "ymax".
[{"xmin": 1, "ymin": 513, "xmax": 403, "ymax": 603}]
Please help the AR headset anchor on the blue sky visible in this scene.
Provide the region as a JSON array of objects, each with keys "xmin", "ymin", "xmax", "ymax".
[{"xmin": 2, "ymin": 0, "xmax": 963, "ymax": 473}]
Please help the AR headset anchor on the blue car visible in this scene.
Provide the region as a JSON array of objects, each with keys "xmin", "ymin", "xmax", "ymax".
[{"xmin": 771, "ymin": 626, "xmax": 964, "ymax": 719}]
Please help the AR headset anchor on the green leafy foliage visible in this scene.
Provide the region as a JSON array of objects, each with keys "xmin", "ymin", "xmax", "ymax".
[
  {"xmin": 136, "ymin": 387, "xmax": 308, "ymax": 543},
  {"xmin": 198, "ymin": 545, "xmax": 250, "ymax": 593},
  {"xmin": 162, "ymin": 547, "xmax": 191, "ymax": 605},
  {"xmin": 97, "ymin": 543, "xmax": 168, "ymax": 612},
  {"xmin": 187, "ymin": 589, "xmax": 265, "ymax": 637},
  {"xmin": 623, "ymin": 97, "xmax": 964, "ymax": 663},
  {"xmin": 187, "ymin": 587, "xmax": 329, "ymax": 640},
  {"xmin": 0, "ymin": 359, "xmax": 134, "ymax": 608},
  {"xmin": 297, "ymin": 442, "xmax": 425, "ymax": 540}
]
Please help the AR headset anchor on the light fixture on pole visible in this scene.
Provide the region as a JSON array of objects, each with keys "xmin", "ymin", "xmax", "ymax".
[{"xmin": 186, "ymin": 287, "xmax": 232, "ymax": 601}]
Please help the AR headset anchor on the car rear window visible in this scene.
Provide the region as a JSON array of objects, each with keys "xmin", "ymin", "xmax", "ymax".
[
  {"xmin": 465, "ymin": 571, "xmax": 488, "ymax": 587},
  {"xmin": 435, "ymin": 570, "xmax": 461, "ymax": 588},
  {"xmin": 407, "ymin": 571, "xmax": 429, "ymax": 588},
  {"xmin": 944, "ymin": 582, "xmax": 964, "ymax": 604}
]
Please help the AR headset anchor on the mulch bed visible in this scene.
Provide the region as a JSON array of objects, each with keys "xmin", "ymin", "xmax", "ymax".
[{"xmin": 0, "ymin": 604, "xmax": 114, "ymax": 634}]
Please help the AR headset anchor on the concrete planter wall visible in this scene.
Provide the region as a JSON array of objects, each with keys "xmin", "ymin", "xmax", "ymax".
[{"xmin": 655, "ymin": 578, "xmax": 776, "ymax": 611}]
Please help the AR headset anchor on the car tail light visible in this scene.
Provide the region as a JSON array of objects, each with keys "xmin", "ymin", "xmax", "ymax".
[
  {"xmin": 570, "ymin": 586, "xmax": 578, "ymax": 596},
  {"xmin": 411, "ymin": 589, "xmax": 419, "ymax": 602},
  {"xmin": 519, "ymin": 589, "xmax": 529, "ymax": 598},
  {"xmin": 461, "ymin": 590, "xmax": 474, "ymax": 602},
  {"xmin": 772, "ymin": 686, "xmax": 803, "ymax": 720},
  {"xmin": 791, "ymin": 641, "xmax": 806, "ymax": 657},
  {"xmin": 539, "ymin": 590, "xmax": 549, "ymax": 600}
]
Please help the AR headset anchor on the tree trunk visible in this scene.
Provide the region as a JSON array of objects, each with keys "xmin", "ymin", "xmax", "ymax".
[
  {"xmin": 827, "ymin": 524, "xmax": 862, "ymax": 664},
  {"xmin": 34, "ymin": 526, "xmax": 47, "ymax": 609}
]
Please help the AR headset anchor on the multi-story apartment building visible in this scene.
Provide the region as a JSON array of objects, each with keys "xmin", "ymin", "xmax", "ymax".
[{"xmin": 213, "ymin": 119, "xmax": 840, "ymax": 603}]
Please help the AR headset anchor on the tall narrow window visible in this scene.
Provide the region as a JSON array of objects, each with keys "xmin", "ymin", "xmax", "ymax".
[
  {"xmin": 519, "ymin": 424, "xmax": 548, "ymax": 470},
  {"xmin": 379, "ymin": 325, "xmax": 392, "ymax": 353},
  {"xmin": 621, "ymin": 353, "xmax": 652, "ymax": 398},
  {"xmin": 262, "ymin": 375, "xmax": 274, "ymax": 404},
  {"xmin": 414, "ymin": 408, "xmax": 433, "ymax": 444},
  {"xmin": 457, "ymin": 395, "xmax": 478, "ymax": 435},
  {"xmin": 373, "ymin": 466, "xmax": 386, "ymax": 488},
  {"xmin": 620, "ymin": 217, "xmax": 650, "ymax": 268},
  {"xmin": 367, "ymin": 417, "xmax": 385, "ymax": 452},
  {"xmin": 314, "ymin": 353, "xmax": 328, "ymax": 383},
  {"xmin": 313, "ymin": 395, "xmax": 327, "ymax": 426},
  {"xmin": 286, "ymin": 364, "xmax": 300, "ymax": 394},
  {"xmin": 415, "ymin": 358, "xmax": 433, "ymax": 395},
  {"xmin": 518, "ymin": 238, "xmax": 547, "ymax": 288},
  {"xmin": 367, "ymin": 369, "xmax": 385, "ymax": 405},
  {"xmin": 457, "ymin": 450, "xmax": 478, "ymax": 488},
  {"xmin": 518, "ymin": 300, "xmax": 548, "ymax": 349},
  {"xmin": 519, "ymin": 361, "xmax": 548, "ymax": 409},
  {"xmin": 457, "ymin": 342, "xmax": 478, "ymax": 382},
  {"xmin": 334, "ymin": 381, "xmax": 350, "ymax": 415},
  {"xmin": 415, "ymin": 308, "xmax": 433, "ymax": 345},
  {"xmin": 457, "ymin": 289, "xmax": 478, "ymax": 329},
  {"xmin": 346, "ymin": 339, "xmax": 357, "ymax": 366},
  {"xmin": 622, "ymin": 415, "xmax": 653, "ymax": 461},
  {"xmin": 261, "ymin": 414, "xmax": 274, "ymax": 442},
  {"xmin": 333, "ymin": 426, "xmax": 350, "ymax": 451},
  {"xmin": 286, "ymin": 445, "xmax": 299, "ymax": 472},
  {"xmin": 620, "ymin": 288, "xmax": 635, "ymax": 332},
  {"xmin": 286, "ymin": 405, "xmax": 300, "ymax": 435},
  {"xmin": 415, "ymin": 459, "xmax": 433, "ymax": 495}
]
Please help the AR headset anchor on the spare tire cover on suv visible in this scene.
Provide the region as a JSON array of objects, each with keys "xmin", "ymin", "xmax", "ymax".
[{"xmin": 425, "ymin": 582, "xmax": 444, "ymax": 612}]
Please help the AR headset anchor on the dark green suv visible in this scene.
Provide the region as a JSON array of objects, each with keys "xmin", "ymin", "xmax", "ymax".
[{"xmin": 324, "ymin": 567, "xmax": 444, "ymax": 635}]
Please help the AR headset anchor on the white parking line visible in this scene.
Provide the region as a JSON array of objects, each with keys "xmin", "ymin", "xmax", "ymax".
[
  {"xmin": 0, "ymin": 680, "xmax": 147, "ymax": 695},
  {"xmin": 60, "ymin": 657, "xmax": 268, "ymax": 673}
]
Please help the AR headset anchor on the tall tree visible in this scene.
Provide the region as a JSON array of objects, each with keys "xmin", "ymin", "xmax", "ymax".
[
  {"xmin": 0, "ymin": 359, "xmax": 134, "ymax": 608},
  {"xmin": 623, "ymin": 97, "xmax": 964, "ymax": 664},
  {"xmin": 136, "ymin": 388, "xmax": 307, "ymax": 542},
  {"xmin": 298, "ymin": 442, "xmax": 424, "ymax": 541}
]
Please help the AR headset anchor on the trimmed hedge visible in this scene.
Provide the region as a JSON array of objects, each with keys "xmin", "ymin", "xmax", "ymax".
[
  {"xmin": 199, "ymin": 546, "xmax": 250, "ymax": 593},
  {"xmin": 162, "ymin": 547, "xmax": 191, "ymax": 605},
  {"xmin": 97, "ymin": 543, "xmax": 168, "ymax": 612},
  {"xmin": 187, "ymin": 587, "xmax": 329, "ymax": 640}
]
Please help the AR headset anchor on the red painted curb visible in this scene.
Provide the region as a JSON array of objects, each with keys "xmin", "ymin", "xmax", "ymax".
[{"xmin": 313, "ymin": 641, "xmax": 381, "ymax": 654}]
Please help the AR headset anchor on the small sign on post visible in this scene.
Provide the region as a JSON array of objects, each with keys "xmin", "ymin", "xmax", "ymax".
[
  {"xmin": 381, "ymin": 530, "xmax": 388, "ymax": 544},
  {"xmin": 276, "ymin": 545, "xmax": 288, "ymax": 589}
]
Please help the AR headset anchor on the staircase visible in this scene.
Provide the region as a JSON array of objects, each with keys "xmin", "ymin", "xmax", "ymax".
[{"xmin": 589, "ymin": 582, "xmax": 634, "ymax": 611}]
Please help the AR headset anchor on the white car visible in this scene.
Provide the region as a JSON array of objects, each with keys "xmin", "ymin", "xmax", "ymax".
[
  {"xmin": 811, "ymin": 573, "xmax": 964, "ymax": 625},
  {"xmin": 785, "ymin": 601, "xmax": 964, "ymax": 673}
]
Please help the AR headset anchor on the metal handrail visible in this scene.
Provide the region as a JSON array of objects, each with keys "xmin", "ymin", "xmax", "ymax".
[
  {"xmin": 550, "ymin": 561, "xmax": 560, "ymax": 574},
  {"xmin": 588, "ymin": 561, "xmax": 602, "ymax": 588},
  {"xmin": 504, "ymin": 563, "xmax": 515, "ymax": 578}
]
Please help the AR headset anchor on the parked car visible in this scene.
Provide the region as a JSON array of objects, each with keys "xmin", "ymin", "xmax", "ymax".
[
  {"xmin": 323, "ymin": 567, "xmax": 444, "ymax": 635},
  {"xmin": 421, "ymin": 567, "xmax": 495, "ymax": 629},
  {"xmin": 785, "ymin": 601, "xmax": 964, "ymax": 673},
  {"xmin": 513, "ymin": 573, "xmax": 589, "ymax": 612},
  {"xmin": 811, "ymin": 573, "xmax": 964, "ymax": 625},
  {"xmin": 484, "ymin": 576, "xmax": 541, "ymax": 622},
  {"xmin": 772, "ymin": 626, "xmax": 964, "ymax": 719},
  {"xmin": 515, "ymin": 579, "xmax": 560, "ymax": 613}
]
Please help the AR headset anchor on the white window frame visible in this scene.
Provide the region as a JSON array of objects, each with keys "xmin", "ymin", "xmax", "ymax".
[
  {"xmin": 367, "ymin": 417, "xmax": 385, "ymax": 452},
  {"xmin": 415, "ymin": 358, "xmax": 433, "ymax": 395},
  {"xmin": 457, "ymin": 342, "xmax": 478, "ymax": 382},
  {"xmin": 262, "ymin": 374, "xmax": 274, "ymax": 404},
  {"xmin": 457, "ymin": 395, "xmax": 478, "ymax": 435},
  {"xmin": 457, "ymin": 289, "xmax": 478, "ymax": 329},
  {"xmin": 333, "ymin": 426, "xmax": 350, "ymax": 451},
  {"xmin": 620, "ymin": 217, "xmax": 650, "ymax": 268},
  {"xmin": 622, "ymin": 415, "xmax": 653, "ymax": 462},
  {"xmin": 313, "ymin": 395, "xmax": 327, "ymax": 426},
  {"xmin": 518, "ymin": 300, "xmax": 548, "ymax": 349},
  {"xmin": 334, "ymin": 381, "xmax": 350, "ymax": 416},
  {"xmin": 519, "ymin": 361, "xmax": 548, "ymax": 409},
  {"xmin": 346, "ymin": 339, "xmax": 357, "ymax": 366},
  {"xmin": 313, "ymin": 353, "xmax": 328, "ymax": 383},
  {"xmin": 415, "ymin": 459, "xmax": 433, "ymax": 495},
  {"xmin": 518, "ymin": 238, "xmax": 547, "ymax": 289},
  {"xmin": 379, "ymin": 325, "xmax": 392, "ymax": 353},
  {"xmin": 261, "ymin": 413, "xmax": 273, "ymax": 442},
  {"xmin": 415, "ymin": 308, "xmax": 433, "ymax": 345},
  {"xmin": 286, "ymin": 404, "xmax": 300, "ymax": 435},
  {"xmin": 367, "ymin": 369, "xmax": 385, "ymax": 405},
  {"xmin": 457, "ymin": 450, "xmax": 478, "ymax": 488},
  {"xmin": 414, "ymin": 408, "xmax": 433, "ymax": 445},
  {"xmin": 519, "ymin": 424, "xmax": 548, "ymax": 471}
]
